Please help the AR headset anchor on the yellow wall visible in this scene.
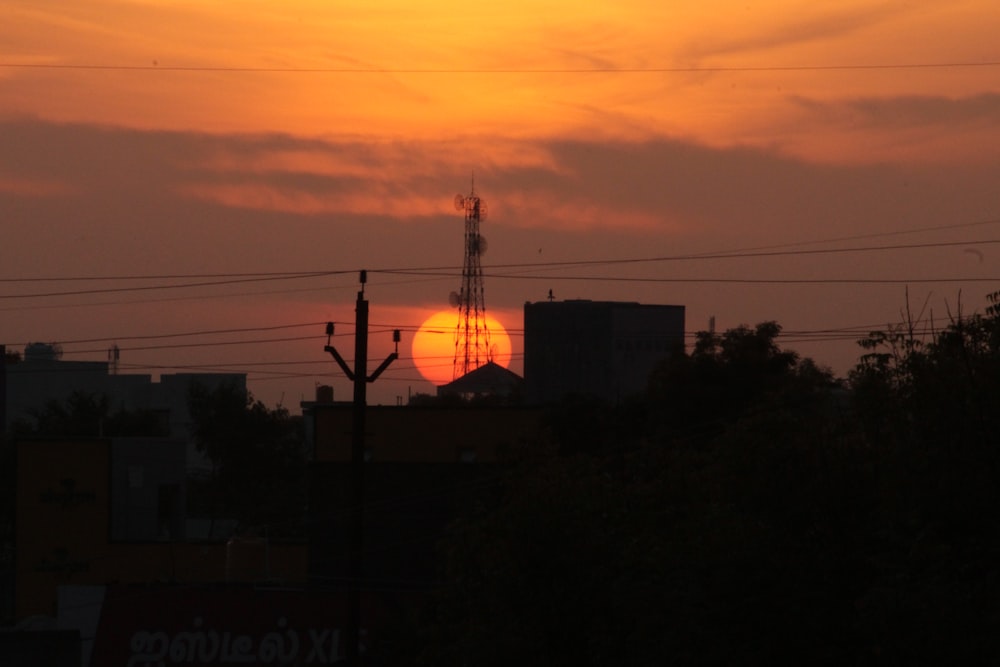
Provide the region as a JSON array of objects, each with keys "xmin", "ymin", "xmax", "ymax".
[
  {"xmin": 312, "ymin": 405, "xmax": 544, "ymax": 463},
  {"xmin": 15, "ymin": 439, "xmax": 307, "ymax": 619}
]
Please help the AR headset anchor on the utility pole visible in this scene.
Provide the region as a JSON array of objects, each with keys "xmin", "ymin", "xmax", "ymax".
[{"xmin": 323, "ymin": 270, "xmax": 400, "ymax": 665}]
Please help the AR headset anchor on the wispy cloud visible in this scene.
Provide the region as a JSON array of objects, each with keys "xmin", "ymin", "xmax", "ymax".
[
  {"xmin": 680, "ymin": 3, "xmax": 908, "ymax": 63},
  {"xmin": 0, "ymin": 176, "xmax": 76, "ymax": 197},
  {"xmin": 5, "ymin": 116, "xmax": 999, "ymax": 245},
  {"xmin": 793, "ymin": 92, "xmax": 1000, "ymax": 128}
]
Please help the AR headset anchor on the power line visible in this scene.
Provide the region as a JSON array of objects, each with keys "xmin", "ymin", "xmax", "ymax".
[
  {"xmin": 3, "ymin": 61, "xmax": 999, "ymax": 74},
  {"xmin": 0, "ymin": 271, "xmax": 344, "ymax": 300},
  {"xmin": 4, "ymin": 311, "xmax": 970, "ymax": 362},
  {"xmin": 0, "ymin": 270, "xmax": 342, "ymax": 283},
  {"xmin": 67, "ymin": 334, "xmax": 321, "ymax": 355},
  {"xmin": 680, "ymin": 217, "xmax": 1000, "ymax": 256},
  {"xmin": 50, "ymin": 321, "xmax": 331, "ymax": 345},
  {"xmin": 5, "ymin": 314, "xmax": 969, "ymax": 387},
  {"xmin": 0, "ymin": 283, "xmax": 358, "ymax": 313},
  {"xmin": 375, "ymin": 237, "xmax": 1000, "ymax": 277},
  {"xmin": 385, "ymin": 272, "xmax": 1000, "ymax": 286},
  {"xmin": 0, "ymin": 272, "xmax": 463, "ymax": 313},
  {"xmin": 6, "ymin": 324, "xmax": 508, "ymax": 358},
  {"xmin": 24, "ymin": 321, "xmax": 934, "ymax": 382},
  {"xmin": 2, "ymin": 321, "xmax": 342, "ymax": 350},
  {"xmin": 2, "ymin": 237, "xmax": 998, "ymax": 302},
  {"xmin": 6, "ymin": 218, "xmax": 999, "ymax": 287}
]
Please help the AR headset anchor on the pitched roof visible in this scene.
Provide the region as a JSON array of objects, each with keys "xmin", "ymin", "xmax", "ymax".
[{"xmin": 437, "ymin": 361, "xmax": 523, "ymax": 396}]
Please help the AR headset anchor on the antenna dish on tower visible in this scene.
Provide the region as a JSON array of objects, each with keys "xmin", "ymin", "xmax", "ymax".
[
  {"xmin": 468, "ymin": 234, "xmax": 488, "ymax": 255},
  {"xmin": 455, "ymin": 193, "xmax": 488, "ymax": 221},
  {"xmin": 448, "ymin": 291, "xmax": 461, "ymax": 308}
]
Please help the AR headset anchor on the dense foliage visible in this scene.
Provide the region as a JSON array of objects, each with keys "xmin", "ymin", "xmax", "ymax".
[
  {"xmin": 403, "ymin": 310, "xmax": 1000, "ymax": 665},
  {"xmin": 12, "ymin": 391, "xmax": 168, "ymax": 438},
  {"xmin": 187, "ymin": 382, "xmax": 307, "ymax": 540}
]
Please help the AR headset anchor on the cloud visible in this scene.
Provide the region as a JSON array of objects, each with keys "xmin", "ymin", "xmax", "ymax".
[
  {"xmin": 3, "ymin": 115, "xmax": 999, "ymax": 275},
  {"xmin": 680, "ymin": 3, "xmax": 907, "ymax": 63},
  {"xmin": 0, "ymin": 176, "xmax": 76, "ymax": 197},
  {"xmin": 793, "ymin": 92, "xmax": 1000, "ymax": 129},
  {"xmin": 773, "ymin": 92, "xmax": 1000, "ymax": 163}
]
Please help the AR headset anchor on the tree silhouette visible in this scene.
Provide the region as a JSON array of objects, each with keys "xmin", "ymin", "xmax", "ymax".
[
  {"xmin": 646, "ymin": 320, "xmax": 836, "ymax": 441},
  {"xmin": 408, "ymin": 311, "xmax": 1000, "ymax": 665},
  {"xmin": 13, "ymin": 391, "xmax": 167, "ymax": 438},
  {"xmin": 187, "ymin": 381, "xmax": 306, "ymax": 539}
]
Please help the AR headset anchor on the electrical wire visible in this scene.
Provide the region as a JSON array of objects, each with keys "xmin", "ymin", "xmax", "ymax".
[
  {"xmin": 4, "ymin": 312, "xmax": 962, "ymax": 365},
  {"xmin": 0, "ymin": 271, "xmax": 344, "ymax": 300},
  {"xmin": 5, "ymin": 221, "xmax": 995, "ymax": 387},
  {"xmin": 50, "ymin": 321, "xmax": 332, "ymax": 345},
  {"xmin": 2, "ymin": 236, "xmax": 998, "ymax": 302},
  {"xmin": 3, "ymin": 61, "xmax": 999, "ymax": 74},
  {"xmin": 4, "ymin": 221, "xmax": 1000, "ymax": 287},
  {"xmin": 398, "ymin": 273, "xmax": 1000, "ymax": 285},
  {"xmin": 374, "ymin": 236, "xmax": 1000, "ymax": 276},
  {"xmin": 0, "ymin": 271, "xmax": 346, "ymax": 283}
]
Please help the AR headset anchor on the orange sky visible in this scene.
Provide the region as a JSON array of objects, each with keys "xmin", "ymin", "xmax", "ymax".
[
  {"xmin": 4, "ymin": 2, "xmax": 997, "ymax": 150},
  {"xmin": 2, "ymin": 1, "xmax": 1000, "ymax": 405}
]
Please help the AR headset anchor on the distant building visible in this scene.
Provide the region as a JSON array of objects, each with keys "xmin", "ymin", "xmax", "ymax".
[
  {"xmin": 2, "ymin": 342, "xmax": 246, "ymax": 467},
  {"xmin": 10, "ymin": 391, "xmax": 545, "ymax": 662},
  {"xmin": 13, "ymin": 437, "xmax": 308, "ymax": 620},
  {"xmin": 4, "ymin": 343, "xmax": 142, "ymax": 430},
  {"xmin": 11, "ymin": 436, "xmax": 308, "ymax": 665},
  {"xmin": 523, "ymin": 299, "xmax": 685, "ymax": 404},
  {"xmin": 436, "ymin": 360, "xmax": 523, "ymax": 400}
]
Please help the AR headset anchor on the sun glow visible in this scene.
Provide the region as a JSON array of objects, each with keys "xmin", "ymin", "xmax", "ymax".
[{"xmin": 410, "ymin": 310, "xmax": 512, "ymax": 386}]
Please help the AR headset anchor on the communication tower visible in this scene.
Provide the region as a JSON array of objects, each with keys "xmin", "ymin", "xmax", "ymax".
[{"xmin": 450, "ymin": 181, "xmax": 492, "ymax": 380}]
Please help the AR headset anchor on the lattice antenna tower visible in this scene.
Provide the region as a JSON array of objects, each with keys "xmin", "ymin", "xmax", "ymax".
[{"xmin": 450, "ymin": 178, "xmax": 492, "ymax": 380}]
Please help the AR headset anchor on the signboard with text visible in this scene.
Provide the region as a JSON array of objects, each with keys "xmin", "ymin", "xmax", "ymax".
[{"xmin": 91, "ymin": 585, "xmax": 377, "ymax": 666}]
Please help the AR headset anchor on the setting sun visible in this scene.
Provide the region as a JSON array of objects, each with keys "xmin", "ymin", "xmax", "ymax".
[{"xmin": 410, "ymin": 310, "xmax": 512, "ymax": 386}]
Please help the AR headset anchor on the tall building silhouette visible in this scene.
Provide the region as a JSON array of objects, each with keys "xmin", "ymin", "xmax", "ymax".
[{"xmin": 523, "ymin": 299, "xmax": 685, "ymax": 404}]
